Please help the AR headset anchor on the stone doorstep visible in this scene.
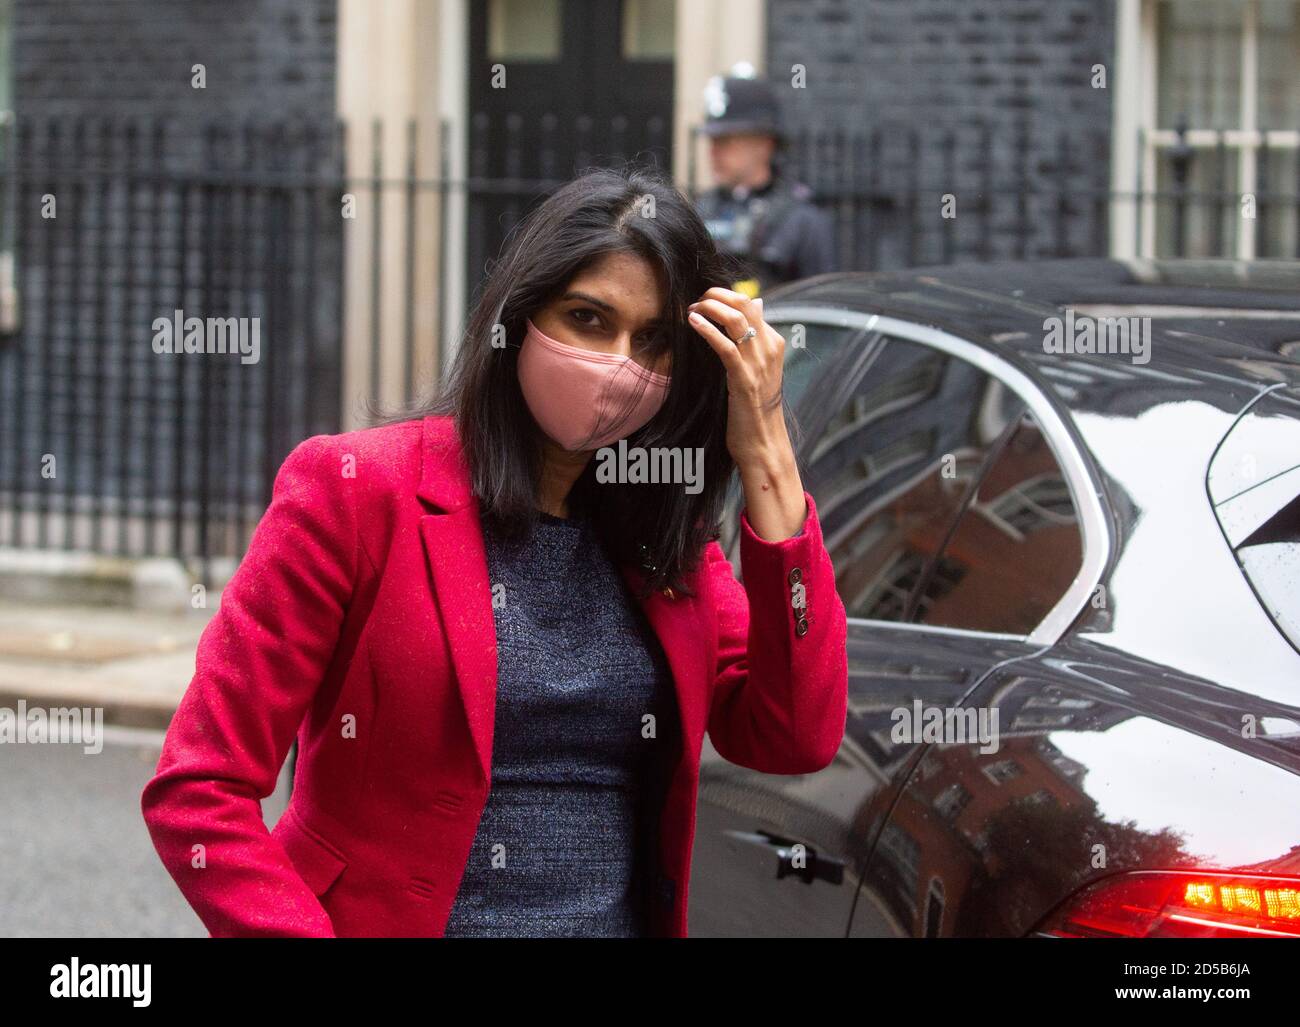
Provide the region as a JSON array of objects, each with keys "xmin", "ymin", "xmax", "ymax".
[
  {"xmin": 0, "ymin": 628, "xmax": 195, "ymax": 664},
  {"xmin": 0, "ymin": 633, "xmax": 201, "ymax": 731},
  {"xmin": 0, "ymin": 682, "xmax": 178, "ymax": 732},
  {"xmin": 0, "ymin": 550, "xmax": 229, "ymax": 730},
  {"xmin": 0, "ymin": 547, "xmax": 238, "ymax": 611}
]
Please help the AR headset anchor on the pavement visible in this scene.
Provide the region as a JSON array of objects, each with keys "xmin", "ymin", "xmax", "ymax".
[
  {"xmin": 0, "ymin": 592, "xmax": 297, "ymax": 938},
  {"xmin": 0, "ymin": 598, "xmax": 216, "ymax": 730}
]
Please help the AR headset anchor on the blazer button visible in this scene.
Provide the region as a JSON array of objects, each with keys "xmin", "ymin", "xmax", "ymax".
[
  {"xmin": 795, "ymin": 617, "xmax": 809, "ymax": 637},
  {"xmin": 788, "ymin": 567, "xmax": 803, "ymax": 585},
  {"xmin": 661, "ymin": 587, "xmax": 675, "ymax": 600}
]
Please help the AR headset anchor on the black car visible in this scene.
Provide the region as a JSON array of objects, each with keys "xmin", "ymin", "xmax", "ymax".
[{"xmin": 694, "ymin": 259, "xmax": 1300, "ymax": 938}]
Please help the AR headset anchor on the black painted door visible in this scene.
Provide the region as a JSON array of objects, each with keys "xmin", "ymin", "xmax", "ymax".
[{"xmin": 466, "ymin": 0, "xmax": 675, "ymax": 305}]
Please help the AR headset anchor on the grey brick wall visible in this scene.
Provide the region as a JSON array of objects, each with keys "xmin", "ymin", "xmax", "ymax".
[
  {"xmin": 0, "ymin": 1, "xmax": 342, "ymax": 559},
  {"xmin": 766, "ymin": 0, "xmax": 1117, "ymax": 266},
  {"xmin": 12, "ymin": 0, "xmax": 336, "ymax": 123}
]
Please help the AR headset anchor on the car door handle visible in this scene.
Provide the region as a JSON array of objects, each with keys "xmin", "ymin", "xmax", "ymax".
[{"xmin": 724, "ymin": 829, "xmax": 847, "ymax": 886}]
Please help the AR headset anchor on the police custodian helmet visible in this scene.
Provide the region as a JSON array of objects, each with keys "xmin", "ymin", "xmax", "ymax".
[{"xmin": 700, "ymin": 66, "xmax": 786, "ymax": 144}]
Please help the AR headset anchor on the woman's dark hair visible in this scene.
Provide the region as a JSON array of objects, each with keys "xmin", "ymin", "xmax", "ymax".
[{"xmin": 376, "ymin": 163, "xmax": 748, "ymax": 597}]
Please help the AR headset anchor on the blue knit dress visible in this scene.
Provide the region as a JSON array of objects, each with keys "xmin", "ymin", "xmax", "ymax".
[{"xmin": 442, "ymin": 509, "xmax": 679, "ymax": 937}]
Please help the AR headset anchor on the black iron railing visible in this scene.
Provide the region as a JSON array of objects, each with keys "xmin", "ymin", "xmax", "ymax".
[{"xmin": 0, "ymin": 115, "xmax": 1296, "ymax": 575}]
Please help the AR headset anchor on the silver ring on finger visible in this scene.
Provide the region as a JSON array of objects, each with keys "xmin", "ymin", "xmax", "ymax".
[{"xmin": 733, "ymin": 326, "xmax": 757, "ymax": 345}]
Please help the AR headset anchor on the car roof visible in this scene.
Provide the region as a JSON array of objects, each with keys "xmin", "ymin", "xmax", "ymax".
[{"xmin": 764, "ymin": 258, "xmax": 1300, "ymax": 418}]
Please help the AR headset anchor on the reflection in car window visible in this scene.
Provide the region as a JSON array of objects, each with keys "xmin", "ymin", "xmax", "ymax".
[
  {"xmin": 924, "ymin": 879, "xmax": 945, "ymax": 938},
  {"xmin": 771, "ymin": 321, "xmax": 863, "ymax": 409},
  {"xmin": 919, "ymin": 413, "xmax": 1083, "ymax": 634},
  {"xmin": 804, "ymin": 335, "xmax": 1031, "ymax": 623},
  {"xmin": 717, "ymin": 321, "xmax": 867, "ymax": 557},
  {"xmin": 1230, "ymin": 487, "xmax": 1300, "ymax": 655},
  {"xmin": 876, "ymin": 821, "xmax": 921, "ymax": 922},
  {"xmin": 1236, "ymin": 543, "xmax": 1300, "ymax": 654}
]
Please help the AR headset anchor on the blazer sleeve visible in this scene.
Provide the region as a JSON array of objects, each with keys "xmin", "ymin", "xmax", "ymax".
[
  {"xmin": 140, "ymin": 433, "xmax": 356, "ymax": 938},
  {"xmin": 705, "ymin": 490, "xmax": 848, "ymax": 774}
]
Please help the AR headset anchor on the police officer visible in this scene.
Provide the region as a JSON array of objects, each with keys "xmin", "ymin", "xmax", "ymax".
[{"xmin": 695, "ymin": 70, "xmax": 837, "ymax": 297}]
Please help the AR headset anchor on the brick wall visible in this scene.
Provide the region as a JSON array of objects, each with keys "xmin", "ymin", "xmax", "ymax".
[
  {"xmin": 766, "ymin": 0, "xmax": 1116, "ymax": 266},
  {"xmin": 0, "ymin": 0, "xmax": 342, "ymax": 557},
  {"xmin": 12, "ymin": 0, "xmax": 335, "ymax": 122}
]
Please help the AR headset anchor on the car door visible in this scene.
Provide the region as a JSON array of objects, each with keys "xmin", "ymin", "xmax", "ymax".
[
  {"xmin": 849, "ymin": 383, "xmax": 1300, "ymax": 938},
  {"xmin": 689, "ymin": 309, "xmax": 1104, "ymax": 936},
  {"xmin": 839, "ymin": 401, "xmax": 1095, "ymax": 936}
]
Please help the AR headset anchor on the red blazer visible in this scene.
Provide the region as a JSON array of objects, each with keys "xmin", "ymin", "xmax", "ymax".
[{"xmin": 141, "ymin": 414, "xmax": 848, "ymax": 937}]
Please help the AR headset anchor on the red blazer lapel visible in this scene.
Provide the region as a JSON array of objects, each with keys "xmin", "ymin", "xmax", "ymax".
[
  {"xmin": 416, "ymin": 418, "xmax": 498, "ymax": 788},
  {"xmin": 419, "ymin": 510, "xmax": 498, "ymax": 789}
]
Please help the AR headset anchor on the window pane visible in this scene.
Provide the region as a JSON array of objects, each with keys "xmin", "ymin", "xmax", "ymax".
[
  {"xmin": 623, "ymin": 0, "xmax": 675, "ymax": 59},
  {"xmin": 875, "ymin": 822, "xmax": 920, "ymax": 925},
  {"xmin": 488, "ymin": 0, "xmax": 561, "ymax": 60},
  {"xmin": 1154, "ymin": 144, "xmax": 1240, "ymax": 257},
  {"xmin": 1237, "ymin": 543, "xmax": 1300, "ymax": 653},
  {"xmin": 935, "ymin": 783, "xmax": 972, "ymax": 820},
  {"xmin": 924, "ymin": 882, "xmax": 944, "ymax": 938},
  {"xmin": 917, "ymin": 413, "xmax": 1083, "ymax": 635},
  {"xmin": 721, "ymin": 322, "xmax": 869, "ymax": 557},
  {"xmin": 1258, "ymin": 0, "xmax": 1300, "ymax": 128},
  {"xmin": 803, "ymin": 337, "xmax": 1026, "ymax": 624},
  {"xmin": 1258, "ymin": 146, "xmax": 1299, "ymax": 258},
  {"xmin": 1157, "ymin": 0, "xmax": 1243, "ymax": 130},
  {"xmin": 773, "ymin": 321, "xmax": 864, "ymax": 409},
  {"xmin": 1230, "ymin": 485, "xmax": 1300, "ymax": 653}
]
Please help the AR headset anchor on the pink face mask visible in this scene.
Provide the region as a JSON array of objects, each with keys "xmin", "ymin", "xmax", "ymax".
[{"xmin": 517, "ymin": 317, "xmax": 671, "ymax": 452}]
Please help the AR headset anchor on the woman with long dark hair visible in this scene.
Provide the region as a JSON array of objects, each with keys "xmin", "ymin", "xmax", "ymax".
[{"xmin": 141, "ymin": 164, "xmax": 848, "ymax": 938}]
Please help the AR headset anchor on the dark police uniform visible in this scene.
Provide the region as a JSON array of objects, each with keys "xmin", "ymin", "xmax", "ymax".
[
  {"xmin": 696, "ymin": 72, "xmax": 837, "ymax": 296},
  {"xmin": 696, "ymin": 174, "xmax": 837, "ymax": 296}
]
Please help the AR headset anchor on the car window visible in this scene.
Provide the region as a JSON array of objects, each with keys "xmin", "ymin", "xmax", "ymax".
[
  {"xmin": 1236, "ymin": 542, "xmax": 1300, "ymax": 654},
  {"xmin": 913, "ymin": 411, "xmax": 1084, "ymax": 634},
  {"xmin": 802, "ymin": 334, "xmax": 1030, "ymax": 623},
  {"xmin": 717, "ymin": 320, "xmax": 870, "ymax": 557},
  {"xmin": 770, "ymin": 320, "xmax": 864, "ymax": 410},
  {"xmin": 1222, "ymin": 477, "xmax": 1300, "ymax": 655}
]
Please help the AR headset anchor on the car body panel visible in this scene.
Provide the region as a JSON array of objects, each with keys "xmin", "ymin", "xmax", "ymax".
[
  {"xmin": 1207, "ymin": 385, "xmax": 1300, "ymax": 504},
  {"xmin": 691, "ymin": 260, "xmax": 1300, "ymax": 937},
  {"xmin": 848, "ymin": 638, "xmax": 1300, "ymax": 937}
]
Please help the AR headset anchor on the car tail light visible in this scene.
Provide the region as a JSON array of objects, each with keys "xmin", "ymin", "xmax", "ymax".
[{"xmin": 1037, "ymin": 871, "xmax": 1300, "ymax": 938}]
